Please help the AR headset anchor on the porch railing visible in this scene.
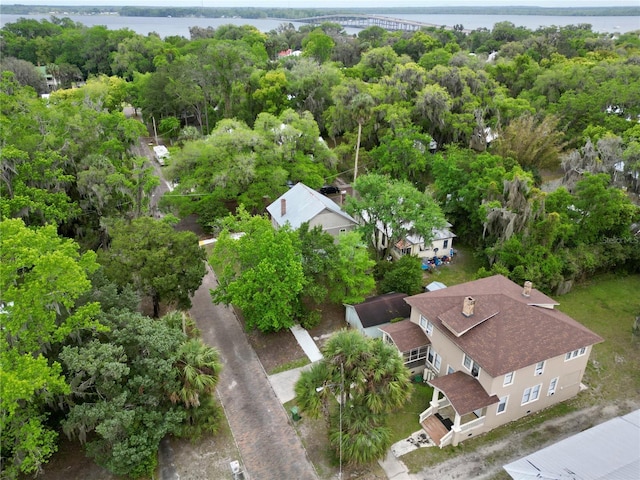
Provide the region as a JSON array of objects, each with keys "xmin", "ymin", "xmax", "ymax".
[
  {"xmin": 458, "ymin": 415, "xmax": 485, "ymax": 433},
  {"xmin": 439, "ymin": 429, "xmax": 453, "ymax": 448},
  {"xmin": 419, "ymin": 397, "xmax": 450, "ymax": 423}
]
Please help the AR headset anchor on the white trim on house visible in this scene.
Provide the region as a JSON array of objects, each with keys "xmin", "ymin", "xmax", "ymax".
[
  {"xmin": 565, "ymin": 346, "xmax": 587, "ymax": 361},
  {"xmin": 497, "ymin": 395, "xmax": 509, "ymax": 415},
  {"xmin": 503, "ymin": 371, "xmax": 515, "ymax": 386},
  {"xmin": 521, "ymin": 384, "xmax": 541, "ymax": 405},
  {"xmin": 463, "ymin": 353, "xmax": 481, "ymax": 378},
  {"xmin": 548, "ymin": 377, "xmax": 558, "ymax": 396}
]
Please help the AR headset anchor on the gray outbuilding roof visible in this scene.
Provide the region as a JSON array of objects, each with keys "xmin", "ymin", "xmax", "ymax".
[
  {"xmin": 503, "ymin": 409, "xmax": 640, "ymax": 480},
  {"xmin": 350, "ymin": 292, "xmax": 411, "ymax": 328}
]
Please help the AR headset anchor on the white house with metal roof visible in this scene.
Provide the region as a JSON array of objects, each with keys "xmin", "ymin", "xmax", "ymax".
[
  {"xmin": 503, "ymin": 409, "xmax": 640, "ymax": 480},
  {"xmin": 266, "ymin": 182, "xmax": 358, "ymax": 237}
]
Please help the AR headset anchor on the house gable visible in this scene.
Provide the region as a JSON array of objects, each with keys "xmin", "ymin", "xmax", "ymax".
[
  {"xmin": 266, "ymin": 182, "xmax": 356, "ymax": 233},
  {"xmin": 406, "ymin": 275, "xmax": 603, "ymax": 377},
  {"xmin": 438, "ymin": 296, "xmax": 499, "ymax": 337}
]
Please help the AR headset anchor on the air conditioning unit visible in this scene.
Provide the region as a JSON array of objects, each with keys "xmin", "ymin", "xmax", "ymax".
[{"xmin": 423, "ymin": 369, "xmax": 435, "ymax": 382}]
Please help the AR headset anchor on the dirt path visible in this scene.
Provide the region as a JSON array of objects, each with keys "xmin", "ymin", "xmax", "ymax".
[{"xmin": 415, "ymin": 398, "xmax": 640, "ymax": 480}]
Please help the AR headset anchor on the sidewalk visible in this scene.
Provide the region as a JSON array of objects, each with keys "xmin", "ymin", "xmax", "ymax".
[
  {"xmin": 290, "ymin": 324, "xmax": 323, "ymax": 362},
  {"xmin": 379, "ymin": 451, "xmax": 418, "ymax": 480},
  {"xmin": 268, "ymin": 364, "xmax": 314, "ymax": 404}
]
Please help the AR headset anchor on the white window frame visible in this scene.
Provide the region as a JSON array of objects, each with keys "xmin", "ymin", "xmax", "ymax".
[
  {"xmin": 425, "ymin": 320, "xmax": 433, "ymax": 336},
  {"xmin": 463, "ymin": 353, "xmax": 472, "ymax": 370},
  {"xmin": 497, "ymin": 396, "xmax": 508, "ymax": 414},
  {"xmin": 419, "ymin": 315, "xmax": 434, "ymax": 336},
  {"xmin": 447, "ymin": 365, "xmax": 455, "ymax": 375},
  {"xmin": 427, "ymin": 347, "xmax": 442, "ymax": 373},
  {"xmin": 503, "ymin": 371, "xmax": 514, "ymax": 386},
  {"xmin": 463, "ymin": 353, "xmax": 480, "ymax": 378},
  {"xmin": 404, "ymin": 345, "xmax": 429, "ymax": 364},
  {"xmin": 535, "ymin": 361, "xmax": 545, "ymax": 376},
  {"xmin": 548, "ymin": 377, "xmax": 558, "ymax": 396},
  {"xmin": 565, "ymin": 347, "xmax": 587, "ymax": 361},
  {"xmin": 521, "ymin": 384, "xmax": 542, "ymax": 405}
]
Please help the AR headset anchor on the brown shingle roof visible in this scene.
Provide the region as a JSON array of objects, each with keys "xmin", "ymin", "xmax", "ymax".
[
  {"xmin": 379, "ymin": 319, "xmax": 430, "ymax": 351},
  {"xmin": 438, "ymin": 299, "xmax": 499, "ymax": 336},
  {"xmin": 405, "ymin": 275, "xmax": 603, "ymax": 377},
  {"xmin": 352, "ymin": 293, "xmax": 411, "ymax": 328},
  {"xmin": 429, "ymin": 371, "xmax": 500, "ymax": 416}
]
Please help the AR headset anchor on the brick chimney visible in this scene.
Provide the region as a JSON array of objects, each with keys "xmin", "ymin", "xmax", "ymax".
[
  {"xmin": 280, "ymin": 198, "xmax": 286, "ymax": 216},
  {"xmin": 522, "ymin": 281, "xmax": 532, "ymax": 297},
  {"xmin": 462, "ymin": 296, "xmax": 475, "ymax": 317}
]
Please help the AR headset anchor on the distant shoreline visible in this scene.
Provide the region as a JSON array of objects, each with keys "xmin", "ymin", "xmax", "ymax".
[{"xmin": 3, "ymin": 5, "xmax": 640, "ymax": 18}]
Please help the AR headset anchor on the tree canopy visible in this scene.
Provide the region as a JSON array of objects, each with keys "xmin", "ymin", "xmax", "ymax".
[
  {"xmin": 0, "ymin": 218, "xmax": 102, "ymax": 478},
  {"xmin": 2, "ymin": 13, "xmax": 640, "ymax": 474},
  {"xmin": 295, "ymin": 330, "xmax": 412, "ymax": 465},
  {"xmin": 344, "ymin": 174, "xmax": 446, "ymax": 260},
  {"xmin": 210, "ymin": 208, "xmax": 305, "ymax": 332},
  {"xmin": 99, "ymin": 217, "xmax": 207, "ymax": 317}
]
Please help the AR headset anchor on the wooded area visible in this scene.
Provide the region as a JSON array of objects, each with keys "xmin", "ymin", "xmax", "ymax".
[{"xmin": 1, "ymin": 15, "xmax": 639, "ymax": 478}]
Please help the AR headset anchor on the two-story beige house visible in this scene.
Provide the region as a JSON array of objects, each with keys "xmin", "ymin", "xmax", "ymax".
[
  {"xmin": 266, "ymin": 182, "xmax": 358, "ymax": 237},
  {"xmin": 381, "ymin": 275, "xmax": 603, "ymax": 448}
]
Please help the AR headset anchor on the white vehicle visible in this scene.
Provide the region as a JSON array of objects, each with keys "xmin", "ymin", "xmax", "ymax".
[{"xmin": 152, "ymin": 145, "xmax": 170, "ymax": 166}]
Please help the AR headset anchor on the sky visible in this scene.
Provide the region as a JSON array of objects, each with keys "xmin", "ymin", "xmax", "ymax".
[{"xmin": 5, "ymin": 1, "xmax": 640, "ymax": 7}]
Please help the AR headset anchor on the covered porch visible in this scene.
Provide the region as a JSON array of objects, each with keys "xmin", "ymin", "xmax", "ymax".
[
  {"xmin": 379, "ymin": 319, "xmax": 430, "ymax": 375},
  {"xmin": 419, "ymin": 371, "xmax": 499, "ymax": 448}
]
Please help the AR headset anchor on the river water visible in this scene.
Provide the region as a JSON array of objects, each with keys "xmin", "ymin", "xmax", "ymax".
[{"xmin": 1, "ymin": 13, "xmax": 638, "ymax": 38}]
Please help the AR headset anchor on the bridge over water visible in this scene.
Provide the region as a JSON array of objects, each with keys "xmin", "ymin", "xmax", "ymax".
[{"xmin": 293, "ymin": 14, "xmax": 469, "ymax": 33}]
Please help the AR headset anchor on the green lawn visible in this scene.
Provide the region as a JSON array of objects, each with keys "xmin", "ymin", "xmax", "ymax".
[
  {"xmin": 423, "ymin": 244, "xmax": 485, "ymax": 288},
  {"xmin": 389, "ymin": 382, "xmax": 434, "ymax": 441},
  {"xmin": 555, "ymin": 273, "xmax": 640, "ymax": 404}
]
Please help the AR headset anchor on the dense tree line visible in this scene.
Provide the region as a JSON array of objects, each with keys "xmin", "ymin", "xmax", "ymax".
[{"xmin": 2, "ymin": 15, "xmax": 640, "ymax": 474}]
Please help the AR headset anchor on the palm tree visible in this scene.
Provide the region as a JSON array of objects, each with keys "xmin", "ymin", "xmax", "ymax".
[
  {"xmin": 295, "ymin": 330, "xmax": 412, "ymax": 465},
  {"xmin": 332, "ymin": 406, "xmax": 391, "ymax": 465},
  {"xmin": 294, "ymin": 361, "xmax": 331, "ymax": 425},
  {"xmin": 170, "ymin": 338, "xmax": 222, "ymax": 408}
]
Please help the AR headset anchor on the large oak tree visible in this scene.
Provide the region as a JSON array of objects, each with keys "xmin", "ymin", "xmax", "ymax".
[{"xmin": 99, "ymin": 217, "xmax": 206, "ymax": 317}]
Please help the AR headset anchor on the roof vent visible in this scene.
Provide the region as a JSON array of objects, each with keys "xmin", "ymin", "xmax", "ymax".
[
  {"xmin": 462, "ymin": 296, "xmax": 475, "ymax": 317},
  {"xmin": 522, "ymin": 281, "xmax": 532, "ymax": 297}
]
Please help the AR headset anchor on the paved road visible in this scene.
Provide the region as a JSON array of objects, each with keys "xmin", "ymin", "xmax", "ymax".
[{"xmin": 190, "ymin": 265, "xmax": 319, "ymax": 480}]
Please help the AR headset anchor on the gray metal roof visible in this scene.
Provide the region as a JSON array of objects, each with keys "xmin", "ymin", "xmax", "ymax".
[
  {"xmin": 503, "ymin": 409, "xmax": 640, "ymax": 480},
  {"xmin": 426, "ymin": 281, "xmax": 447, "ymax": 291},
  {"xmin": 266, "ymin": 182, "xmax": 356, "ymax": 230}
]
